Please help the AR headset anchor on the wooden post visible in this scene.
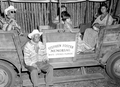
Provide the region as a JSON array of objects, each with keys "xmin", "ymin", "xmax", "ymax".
[
  {"xmin": 7, "ymin": 0, "xmax": 10, "ymax": 6},
  {"xmin": 59, "ymin": 0, "xmax": 62, "ymax": 29},
  {"xmin": 0, "ymin": 0, "xmax": 4, "ymax": 15},
  {"xmin": 84, "ymin": 0, "xmax": 88, "ymax": 23}
]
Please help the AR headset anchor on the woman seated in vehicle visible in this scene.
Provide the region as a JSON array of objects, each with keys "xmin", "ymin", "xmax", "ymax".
[
  {"xmin": 77, "ymin": 3, "xmax": 113, "ymax": 53},
  {"xmin": 0, "ymin": 5, "xmax": 23, "ymax": 35}
]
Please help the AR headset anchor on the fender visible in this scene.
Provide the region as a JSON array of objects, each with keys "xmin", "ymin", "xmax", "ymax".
[
  {"xmin": 0, "ymin": 57, "xmax": 21, "ymax": 73},
  {"xmin": 101, "ymin": 48, "xmax": 120, "ymax": 65}
]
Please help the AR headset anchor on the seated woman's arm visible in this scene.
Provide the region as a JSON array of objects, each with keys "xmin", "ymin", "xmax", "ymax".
[
  {"xmin": 106, "ymin": 15, "xmax": 113, "ymax": 25},
  {"xmin": 53, "ymin": 16, "xmax": 59, "ymax": 23},
  {"xmin": 93, "ymin": 15, "xmax": 113, "ymax": 27},
  {"xmin": 64, "ymin": 18, "xmax": 80, "ymax": 33}
]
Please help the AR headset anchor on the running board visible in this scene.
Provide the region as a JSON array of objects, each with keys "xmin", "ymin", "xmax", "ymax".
[{"xmin": 22, "ymin": 73, "xmax": 104, "ymax": 86}]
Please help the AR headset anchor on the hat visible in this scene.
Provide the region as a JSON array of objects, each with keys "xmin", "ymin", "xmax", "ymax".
[
  {"xmin": 4, "ymin": 5, "xmax": 17, "ymax": 15},
  {"xmin": 28, "ymin": 29, "xmax": 43, "ymax": 39}
]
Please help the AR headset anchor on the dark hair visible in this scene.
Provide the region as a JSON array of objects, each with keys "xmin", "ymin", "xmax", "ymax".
[
  {"xmin": 101, "ymin": 3, "xmax": 108, "ymax": 9},
  {"xmin": 61, "ymin": 5, "xmax": 66, "ymax": 8},
  {"xmin": 98, "ymin": 3, "xmax": 109, "ymax": 15},
  {"xmin": 57, "ymin": 5, "xmax": 67, "ymax": 16},
  {"xmin": 61, "ymin": 11, "xmax": 71, "ymax": 22}
]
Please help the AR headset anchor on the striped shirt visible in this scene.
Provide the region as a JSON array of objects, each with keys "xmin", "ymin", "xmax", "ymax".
[
  {"xmin": 24, "ymin": 40, "xmax": 48, "ymax": 66},
  {"xmin": 0, "ymin": 18, "xmax": 21, "ymax": 31}
]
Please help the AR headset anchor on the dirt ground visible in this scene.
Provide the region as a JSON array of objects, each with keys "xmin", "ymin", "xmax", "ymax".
[
  {"xmin": 25, "ymin": 66, "xmax": 120, "ymax": 87},
  {"xmin": 53, "ymin": 66, "xmax": 120, "ymax": 87}
]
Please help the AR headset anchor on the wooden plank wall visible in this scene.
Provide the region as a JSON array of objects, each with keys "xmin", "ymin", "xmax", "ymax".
[{"xmin": 0, "ymin": 0, "xmax": 118, "ymax": 33}]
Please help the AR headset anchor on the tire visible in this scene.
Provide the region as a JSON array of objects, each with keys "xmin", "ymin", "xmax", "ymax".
[
  {"xmin": 106, "ymin": 52, "xmax": 120, "ymax": 81},
  {"xmin": 0, "ymin": 60, "xmax": 16, "ymax": 87}
]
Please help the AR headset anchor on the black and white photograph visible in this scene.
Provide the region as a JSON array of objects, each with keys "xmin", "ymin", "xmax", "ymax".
[{"xmin": 0, "ymin": 0, "xmax": 120, "ymax": 87}]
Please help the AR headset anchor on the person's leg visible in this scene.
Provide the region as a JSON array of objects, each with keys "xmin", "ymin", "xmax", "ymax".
[
  {"xmin": 83, "ymin": 28, "xmax": 98, "ymax": 48},
  {"xmin": 31, "ymin": 69, "xmax": 39, "ymax": 87},
  {"xmin": 39, "ymin": 62, "xmax": 53, "ymax": 87},
  {"xmin": 45, "ymin": 64, "xmax": 53, "ymax": 87},
  {"xmin": 26, "ymin": 66, "xmax": 39, "ymax": 87}
]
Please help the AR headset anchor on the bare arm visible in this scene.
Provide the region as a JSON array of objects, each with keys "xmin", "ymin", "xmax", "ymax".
[{"xmin": 64, "ymin": 21, "xmax": 80, "ymax": 33}]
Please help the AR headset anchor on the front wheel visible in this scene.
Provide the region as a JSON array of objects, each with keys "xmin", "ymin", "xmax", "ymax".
[
  {"xmin": 106, "ymin": 52, "xmax": 120, "ymax": 82},
  {"xmin": 0, "ymin": 60, "xmax": 16, "ymax": 87}
]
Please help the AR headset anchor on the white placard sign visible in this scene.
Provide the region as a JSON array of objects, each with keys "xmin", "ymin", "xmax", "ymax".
[{"xmin": 46, "ymin": 42, "xmax": 76, "ymax": 58}]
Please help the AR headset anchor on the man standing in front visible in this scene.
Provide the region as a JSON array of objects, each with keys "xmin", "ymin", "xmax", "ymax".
[{"xmin": 24, "ymin": 29, "xmax": 53, "ymax": 87}]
